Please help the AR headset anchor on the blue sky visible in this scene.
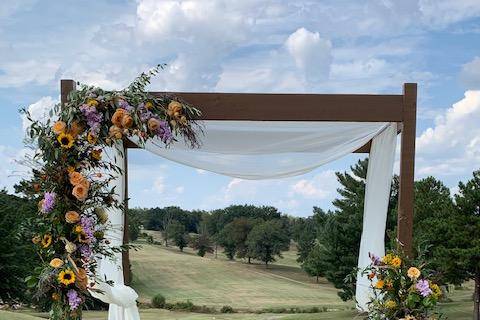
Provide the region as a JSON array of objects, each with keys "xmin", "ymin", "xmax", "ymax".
[{"xmin": 1, "ymin": 0, "xmax": 480, "ymax": 216}]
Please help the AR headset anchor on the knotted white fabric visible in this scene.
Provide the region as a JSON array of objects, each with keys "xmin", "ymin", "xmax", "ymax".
[
  {"xmin": 90, "ymin": 142, "xmax": 140, "ymax": 320},
  {"xmin": 95, "ymin": 121, "xmax": 398, "ymax": 318}
]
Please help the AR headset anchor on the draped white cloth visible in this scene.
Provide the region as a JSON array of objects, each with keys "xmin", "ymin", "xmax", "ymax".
[{"xmin": 94, "ymin": 121, "xmax": 398, "ymax": 319}]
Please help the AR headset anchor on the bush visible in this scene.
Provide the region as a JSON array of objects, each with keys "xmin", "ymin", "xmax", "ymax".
[
  {"xmin": 221, "ymin": 305, "xmax": 235, "ymax": 313},
  {"xmin": 151, "ymin": 293, "xmax": 166, "ymax": 308}
]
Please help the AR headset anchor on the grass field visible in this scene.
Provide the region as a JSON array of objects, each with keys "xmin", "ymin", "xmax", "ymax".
[{"xmin": 1, "ymin": 231, "xmax": 474, "ymax": 319}]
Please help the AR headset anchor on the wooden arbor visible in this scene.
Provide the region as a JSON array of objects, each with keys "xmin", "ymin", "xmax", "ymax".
[{"xmin": 61, "ymin": 80, "xmax": 417, "ymax": 284}]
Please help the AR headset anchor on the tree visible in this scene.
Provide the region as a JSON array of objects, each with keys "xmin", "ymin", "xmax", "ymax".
[
  {"xmin": 127, "ymin": 209, "xmax": 142, "ymax": 241},
  {"xmin": 190, "ymin": 223, "xmax": 214, "ymax": 257},
  {"xmin": 0, "ymin": 190, "xmax": 40, "ymax": 303},
  {"xmin": 217, "ymin": 218, "xmax": 256, "ymax": 261},
  {"xmin": 246, "ymin": 220, "xmax": 290, "ymax": 268},
  {"xmin": 168, "ymin": 221, "xmax": 188, "ymax": 251},
  {"xmin": 302, "ymin": 244, "xmax": 327, "ymax": 283},
  {"xmin": 449, "ymin": 170, "xmax": 480, "ymax": 320},
  {"xmin": 295, "ymin": 216, "xmax": 317, "ymax": 263}
]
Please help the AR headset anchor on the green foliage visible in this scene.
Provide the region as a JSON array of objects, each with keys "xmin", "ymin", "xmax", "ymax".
[
  {"xmin": 0, "ymin": 190, "xmax": 40, "ymax": 304},
  {"xmin": 151, "ymin": 293, "xmax": 166, "ymax": 308},
  {"xmin": 168, "ymin": 220, "xmax": 188, "ymax": 251},
  {"xmin": 246, "ymin": 220, "xmax": 290, "ymax": 267},
  {"xmin": 301, "ymin": 244, "xmax": 327, "ymax": 283},
  {"xmin": 189, "ymin": 224, "xmax": 214, "ymax": 257},
  {"xmin": 127, "ymin": 209, "xmax": 143, "ymax": 241},
  {"xmin": 220, "ymin": 305, "xmax": 235, "ymax": 313},
  {"xmin": 217, "ymin": 217, "xmax": 256, "ymax": 261},
  {"xmin": 295, "ymin": 215, "xmax": 318, "ymax": 263}
]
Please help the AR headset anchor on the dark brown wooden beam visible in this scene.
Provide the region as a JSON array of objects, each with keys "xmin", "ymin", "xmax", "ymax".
[
  {"xmin": 151, "ymin": 92, "xmax": 403, "ymax": 122},
  {"xmin": 61, "ymin": 79, "xmax": 76, "ymax": 106},
  {"xmin": 397, "ymin": 83, "xmax": 417, "ymax": 256}
]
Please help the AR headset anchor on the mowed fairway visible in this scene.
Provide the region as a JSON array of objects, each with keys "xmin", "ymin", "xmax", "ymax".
[
  {"xmin": 130, "ymin": 237, "xmax": 350, "ymax": 311},
  {"xmin": 130, "ymin": 244, "xmax": 349, "ymax": 310}
]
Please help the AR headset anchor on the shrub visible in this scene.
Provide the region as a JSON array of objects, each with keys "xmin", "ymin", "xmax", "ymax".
[
  {"xmin": 151, "ymin": 293, "xmax": 166, "ymax": 308},
  {"xmin": 146, "ymin": 235, "xmax": 154, "ymax": 244},
  {"xmin": 220, "ymin": 305, "xmax": 234, "ymax": 313}
]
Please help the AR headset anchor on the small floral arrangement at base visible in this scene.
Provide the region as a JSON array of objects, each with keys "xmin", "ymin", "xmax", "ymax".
[{"xmin": 363, "ymin": 250, "xmax": 443, "ymax": 320}]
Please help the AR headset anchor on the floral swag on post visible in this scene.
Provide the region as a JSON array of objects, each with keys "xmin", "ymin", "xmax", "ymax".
[{"xmin": 20, "ymin": 66, "xmax": 201, "ymax": 320}]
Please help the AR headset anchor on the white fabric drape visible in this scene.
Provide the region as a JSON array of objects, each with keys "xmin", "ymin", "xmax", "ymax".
[
  {"xmin": 129, "ymin": 121, "xmax": 389, "ymax": 179},
  {"xmin": 355, "ymin": 123, "xmax": 397, "ymax": 310},
  {"xmin": 89, "ymin": 142, "xmax": 140, "ymax": 320},
  {"xmin": 95, "ymin": 121, "xmax": 397, "ymax": 319}
]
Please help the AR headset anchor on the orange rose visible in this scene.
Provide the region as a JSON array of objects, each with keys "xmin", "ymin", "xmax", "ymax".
[
  {"xmin": 147, "ymin": 118, "xmax": 160, "ymax": 132},
  {"xmin": 52, "ymin": 121, "xmax": 66, "ymax": 135},
  {"xmin": 121, "ymin": 114, "xmax": 133, "ymax": 128},
  {"xmin": 109, "ymin": 125, "xmax": 123, "ymax": 139},
  {"xmin": 69, "ymin": 121, "xmax": 83, "ymax": 137},
  {"xmin": 111, "ymin": 109, "xmax": 126, "ymax": 127},
  {"xmin": 69, "ymin": 171, "xmax": 86, "ymax": 186},
  {"xmin": 167, "ymin": 101, "xmax": 182, "ymax": 117},
  {"xmin": 65, "ymin": 210, "xmax": 80, "ymax": 223},
  {"xmin": 72, "ymin": 184, "xmax": 88, "ymax": 201}
]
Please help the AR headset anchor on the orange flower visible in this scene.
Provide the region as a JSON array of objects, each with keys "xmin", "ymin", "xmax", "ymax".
[
  {"xmin": 69, "ymin": 172, "xmax": 86, "ymax": 186},
  {"xmin": 67, "ymin": 166, "xmax": 76, "ymax": 173},
  {"xmin": 41, "ymin": 234, "xmax": 52, "ymax": 248},
  {"xmin": 147, "ymin": 118, "xmax": 160, "ymax": 132},
  {"xmin": 52, "ymin": 121, "xmax": 66, "ymax": 135},
  {"xmin": 32, "ymin": 235, "xmax": 41, "ymax": 244},
  {"xmin": 368, "ymin": 272, "xmax": 376, "ymax": 280},
  {"xmin": 121, "ymin": 114, "xmax": 133, "ymax": 128},
  {"xmin": 109, "ymin": 125, "xmax": 123, "ymax": 139},
  {"xmin": 375, "ymin": 279, "xmax": 384, "ymax": 289},
  {"xmin": 145, "ymin": 101, "xmax": 153, "ymax": 110},
  {"xmin": 49, "ymin": 258, "xmax": 64, "ymax": 268},
  {"xmin": 167, "ymin": 101, "xmax": 182, "ymax": 117},
  {"xmin": 111, "ymin": 109, "xmax": 126, "ymax": 127},
  {"xmin": 407, "ymin": 267, "xmax": 421, "ymax": 280},
  {"xmin": 65, "ymin": 210, "xmax": 80, "ymax": 223},
  {"xmin": 87, "ymin": 132, "xmax": 97, "ymax": 144},
  {"xmin": 72, "ymin": 184, "xmax": 88, "ymax": 201},
  {"xmin": 69, "ymin": 121, "xmax": 83, "ymax": 137}
]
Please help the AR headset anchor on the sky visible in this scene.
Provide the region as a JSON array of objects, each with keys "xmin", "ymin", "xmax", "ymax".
[{"xmin": 1, "ymin": 0, "xmax": 480, "ymax": 217}]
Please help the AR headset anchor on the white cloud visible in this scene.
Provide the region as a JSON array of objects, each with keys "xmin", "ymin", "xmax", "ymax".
[
  {"xmin": 416, "ymin": 90, "xmax": 480, "ymax": 177},
  {"xmin": 290, "ymin": 170, "xmax": 338, "ymax": 200},
  {"xmin": 419, "ymin": 0, "xmax": 480, "ymax": 28},
  {"xmin": 152, "ymin": 176, "xmax": 166, "ymax": 194},
  {"xmin": 22, "ymin": 96, "xmax": 58, "ymax": 132},
  {"xmin": 285, "ymin": 28, "xmax": 332, "ymax": 82},
  {"xmin": 175, "ymin": 186, "xmax": 185, "ymax": 194},
  {"xmin": 0, "ymin": 60, "xmax": 59, "ymax": 88},
  {"xmin": 460, "ymin": 56, "xmax": 480, "ymax": 89}
]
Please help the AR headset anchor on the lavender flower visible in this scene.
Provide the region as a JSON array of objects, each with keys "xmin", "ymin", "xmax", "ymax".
[
  {"xmin": 80, "ymin": 215, "xmax": 96, "ymax": 243},
  {"xmin": 79, "ymin": 244, "xmax": 92, "ymax": 260},
  {"xmin": 138, "ymin": 103, "xmax": 153, "ymax": 122},
  {"xmin": 67, "ymin": 289, "xmax": 82, "ymax": 310},
  {"xmin": 79, "ymin": 104, "xmax": 103, "ymax": 134},
  {"xmin": 369, "ymin": 252, "xmax": 381, "ymax": 266},
  {"xmin": 41, "ymin": 192, "xmax": 56, "ymax": 213},
  {"xmin": 416, "ymin": 279, "xmax": 432, "ymax": 297},
  {"xmin": 157, "ymin": 120, "xmax": 173, "ymax": 143},
  {"xmin": 118, "ymin": 99, "xmax": 134, "ymax": 112}
]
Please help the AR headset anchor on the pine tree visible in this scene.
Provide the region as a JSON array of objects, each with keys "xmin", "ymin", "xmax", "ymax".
[{"xmin": 302, "ymin": 244, "xmax": 327, "ymax": 283}]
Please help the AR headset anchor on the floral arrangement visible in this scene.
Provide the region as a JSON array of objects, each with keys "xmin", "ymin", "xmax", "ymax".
[
  {"xmin": 20, "ymin": 66, "xmax": 201, "ymax": 320},
  {"xmin": 363, "ymin": 250, "xmax": 442, "ymax": 320}
]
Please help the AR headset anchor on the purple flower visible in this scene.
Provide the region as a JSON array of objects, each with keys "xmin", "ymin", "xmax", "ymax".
[
  {"xmin": 118, "ymin": 99, "xmax": 134, "ymax": 112},
  {"xmin": 80, "ymin": 104, "xmax": 103, "ymax": 135},
  {"xmin": 369, "ymin": 252, "xmax": 381, "ymax": 266},
  {"xmin": 138, "ymin": 103, "xmax": 153, "ymax": 122},
  {"xmin": 67, "ymin": 289, "xmax": 82, "ymax": 310},
  {"xmin": 41, "ymin": 192, "xmax": 56, "ymax": 213},
  {"xmin": 416, "ymin": 279, "xmax": 432, "ymax": 297},
  {"xmin": 157, "ymin": 120, "xmax": 173, "ymax": 143},
  {"xmin": 80, "ymin": 215, "xmax": 96, "ymax": 243},
  {"xmin": 80, "ymin": 244, "xmax": 92, "ymax": 260}
]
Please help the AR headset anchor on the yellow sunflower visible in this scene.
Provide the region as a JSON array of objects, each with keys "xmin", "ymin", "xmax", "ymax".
[
  {"xmin": 41, "ymin": 234, "xmax": 52, "ymax": 248},
  {"xmin": 57, "ymin": 132, "xmax": 75, "ymax": 149},
  {"xmin": 58, "ymin": 269, "xmax": 76, "ymax": 285}
]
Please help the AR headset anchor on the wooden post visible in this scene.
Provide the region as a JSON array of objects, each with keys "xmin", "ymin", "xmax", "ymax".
[
  {"xmin": 122, "ymin": 143, "xmax": 131, "ymax": 285},
  {"xmin": 397, "ymin": 83, "xmax": 417, "ymax": 256},
  {"xmin": 61, "ymin": 80, "xmax": 76, "ymax": 106}
]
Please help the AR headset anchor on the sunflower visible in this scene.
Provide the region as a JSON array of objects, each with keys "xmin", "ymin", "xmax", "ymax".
[
  {"xmin": 41, "ymin": 234, "xmax": 52, "ymax": 248},
  {"xmin": 57, "ymin": 132, "xmax": 75, "ymax": 149},
  {"xmin": 58, "ymin": 269, "xmax": 76, "ymax": 285}
]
